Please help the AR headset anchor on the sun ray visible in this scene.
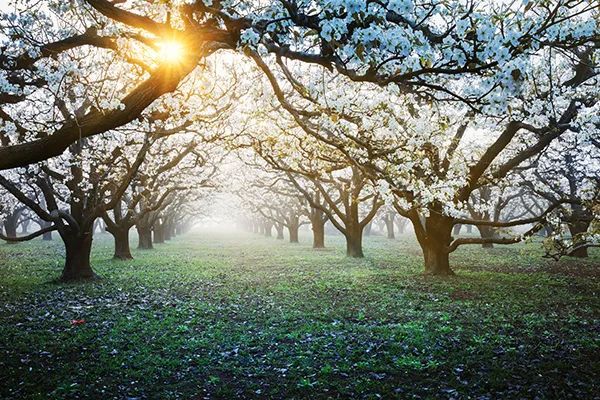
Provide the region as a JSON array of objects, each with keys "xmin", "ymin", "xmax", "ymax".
[{"xmin": 157, "ymin": 40, "xmax": 184, "ymax": 63}]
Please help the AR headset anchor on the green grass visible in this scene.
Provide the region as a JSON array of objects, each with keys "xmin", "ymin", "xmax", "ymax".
[{"xmin": 0, "ymin": 230, "xmax": 598, "ymax": 399}]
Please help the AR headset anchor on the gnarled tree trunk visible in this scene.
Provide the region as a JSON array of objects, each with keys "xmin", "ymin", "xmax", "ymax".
[
  {"xmin": 423, "ymin": 242, "xmax": 452, "ymax": 275},
  {"xmin": 414, "ymin": 212, "xmax": 454, "ymax": 275},
  {"xmin": 3, "ymin": 214, "xmax": 19, "ymax": 242},
  {"xmin": 137, "ymin": 226, "xmax": 153, "ymax": 250},
  {"xmin": 61, "ymin": 233, "xmax": 97, "ymax": 282},
  {"xmin": 345, "ymin": 224, "xmax": 364, "ymax": 257},
  {"xmin": 112, "ymin": 227, "xmax": 133, "ymax": 260},
  {"xmin": 288, "ymin": 223, "xmax": 299, "ymax": 243}
]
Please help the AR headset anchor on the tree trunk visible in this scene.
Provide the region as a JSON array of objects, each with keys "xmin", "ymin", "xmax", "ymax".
[
  {"xmin": 164, "ymin": 224, "xmax": 172, "ymax": 241},
  {"xmin": 112, "ymin": 228, "xmax": 133, "ymax": 260},
  {"xmin": 137, "ymin": 226, "xmax": 153, "ymax": 250},
  {"xmin": 61, "ymin": 233, "xmax": 97, "ymax": 282},
  {"xmin": 3, "ymin": 218, "xmax": 18, "ymax": 239},
  {"xmin": 568, "ymin": 221, "xmax": 589, "ymax": 258},
  {"xmin": 478, "ymin": 226, "xmax": 496, "ymax": 248},
  {"xmin": 264, "ymin": 222, "xmax": 273, "ymax": 237},
  {"xmin": 396, "ymin": 218, "xmax": 407, "ymax": 234},
  {"xmin": 385, "ymin": 217, "xmax": 395, "ymax": 239},
  {"xmin": 288, "ymin": 223, "xmax": 299, "ymax": 243},
  {"xmin": 364, "ymin": 222, "xmax": 372, "ymax": 237},
  {"xmin": 416, "ymin": 213, "xmax": 454, "ymax": 275},
  {"xmin": 39, "ymin": 219, "xmax": 53, "ymax": 241},
  {"xmin": 20, "ymin": 219, "xmax": 30, "ymax": 234},
  {"xmin": 423, "ymin": 242, "xmax": 452, "ymax": 276},
  {"xmin": 345, "ymin": 225, "xmax": 364, "ymax": 257},
  {"xmin": 452, "ymin": 224, "xmax": 462, "ymax": 236},
  {"xmin": 154, "ymin": 224, "xmax": 165, "ymax": 244},
  {"xmin": 275, "ymin": 223, "xmax": 284, "ymax": 240},
  {"xmin": 95, "ymin": 219, "xmax": 106, "ymax": 234},
  {"xmin": 311, "ymin": 217, "xmax": 325, "ymax": 249}
]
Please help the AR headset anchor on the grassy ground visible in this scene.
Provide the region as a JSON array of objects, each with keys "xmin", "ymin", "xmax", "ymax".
[{"xmin": 0, "ymin": 229, "xmax": 598, "ymax": 399}]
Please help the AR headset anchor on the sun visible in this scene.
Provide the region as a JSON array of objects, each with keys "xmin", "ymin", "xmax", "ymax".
[{"xmin": 157, "ymin": 40, "xmax": 184, "ymax": 63}]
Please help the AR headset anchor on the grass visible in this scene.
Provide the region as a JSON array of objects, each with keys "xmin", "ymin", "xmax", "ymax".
[{"xmin": 0, "ymin": 229, "xmax": 598, "ymax": 399}]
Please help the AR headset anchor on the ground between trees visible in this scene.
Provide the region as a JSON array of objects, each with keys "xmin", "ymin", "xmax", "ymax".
[{"xmin": 0, "ymin": 230, "xmax": 598, "ymax": 399}]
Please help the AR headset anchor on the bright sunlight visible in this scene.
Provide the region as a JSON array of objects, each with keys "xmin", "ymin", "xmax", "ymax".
[{"xmin": 157, "ymin": 40, "xmax": 184, "ymax": 63}]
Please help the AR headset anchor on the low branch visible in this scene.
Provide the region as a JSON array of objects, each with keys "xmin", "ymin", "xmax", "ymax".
[
  {"xmin": 453, "ymin": 199, "xmax": 579, "ymax": 227},
  {"xmin": 448, "ymin": 223, "xmax": 543, "ymax": 253},
  {"xmin": 0, "ymin": 225, "xmax": 57, "ymax": 242}
]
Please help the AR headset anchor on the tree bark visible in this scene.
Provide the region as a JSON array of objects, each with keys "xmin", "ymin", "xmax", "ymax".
[
  {"xmin": 423, "ymin": 242, "xmax": 452, "ymax": 275},
  {"xmin": 112, "ymin": 227, "xmax": 133, "ymax": 260},
  {"xmin": 153, "ymin": 224, "xmax": 165, "ymax": 244},
  {"xmin": 568, "ymin": 221, "xmax": 589, "ymax": 258},
  {"xmin": 40, "ymin": 219, "xmax": 53, "ymax": 241},
  {"xmin": 61, "ymin": 233, "xmax": 97, "ymax": 282},
  {"xmin": 163, "ymin": 223, "xmax": 172, "ymax": 241},
  {"xmin": 311, "ymin": 217, "xmax": 325, "ymax": 248},
  {"xmin": 3, "ymin": 216, "xmax": 18, "ymax": 240},
  {"xmin": 385, "ymin": 216, "xmax": 395, "ymax": 239},
  {"xmin": 478, "ymin": 226, "xmax": 496, "ymax": 248},
  {"xmin": 415, "ymin": 213, "xmax": 454, "ymax": 275},
  {"xmin": 20, "ymin": 219, "xmax": 30, "ymax": 234},
  {"xmin": 345, "ymin": 225, "xmax": 364, "ymax": 257},
  {"xmin": 288, "ymin": 223, "xmax": 299, "ymax": 243},
  {"xmin": 137, "ymin": 226, "xmax": 153, "ymax": 250},
  {"xmin": 275, "ymin": 223, "xmax": 284, "ymax": 240}
]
